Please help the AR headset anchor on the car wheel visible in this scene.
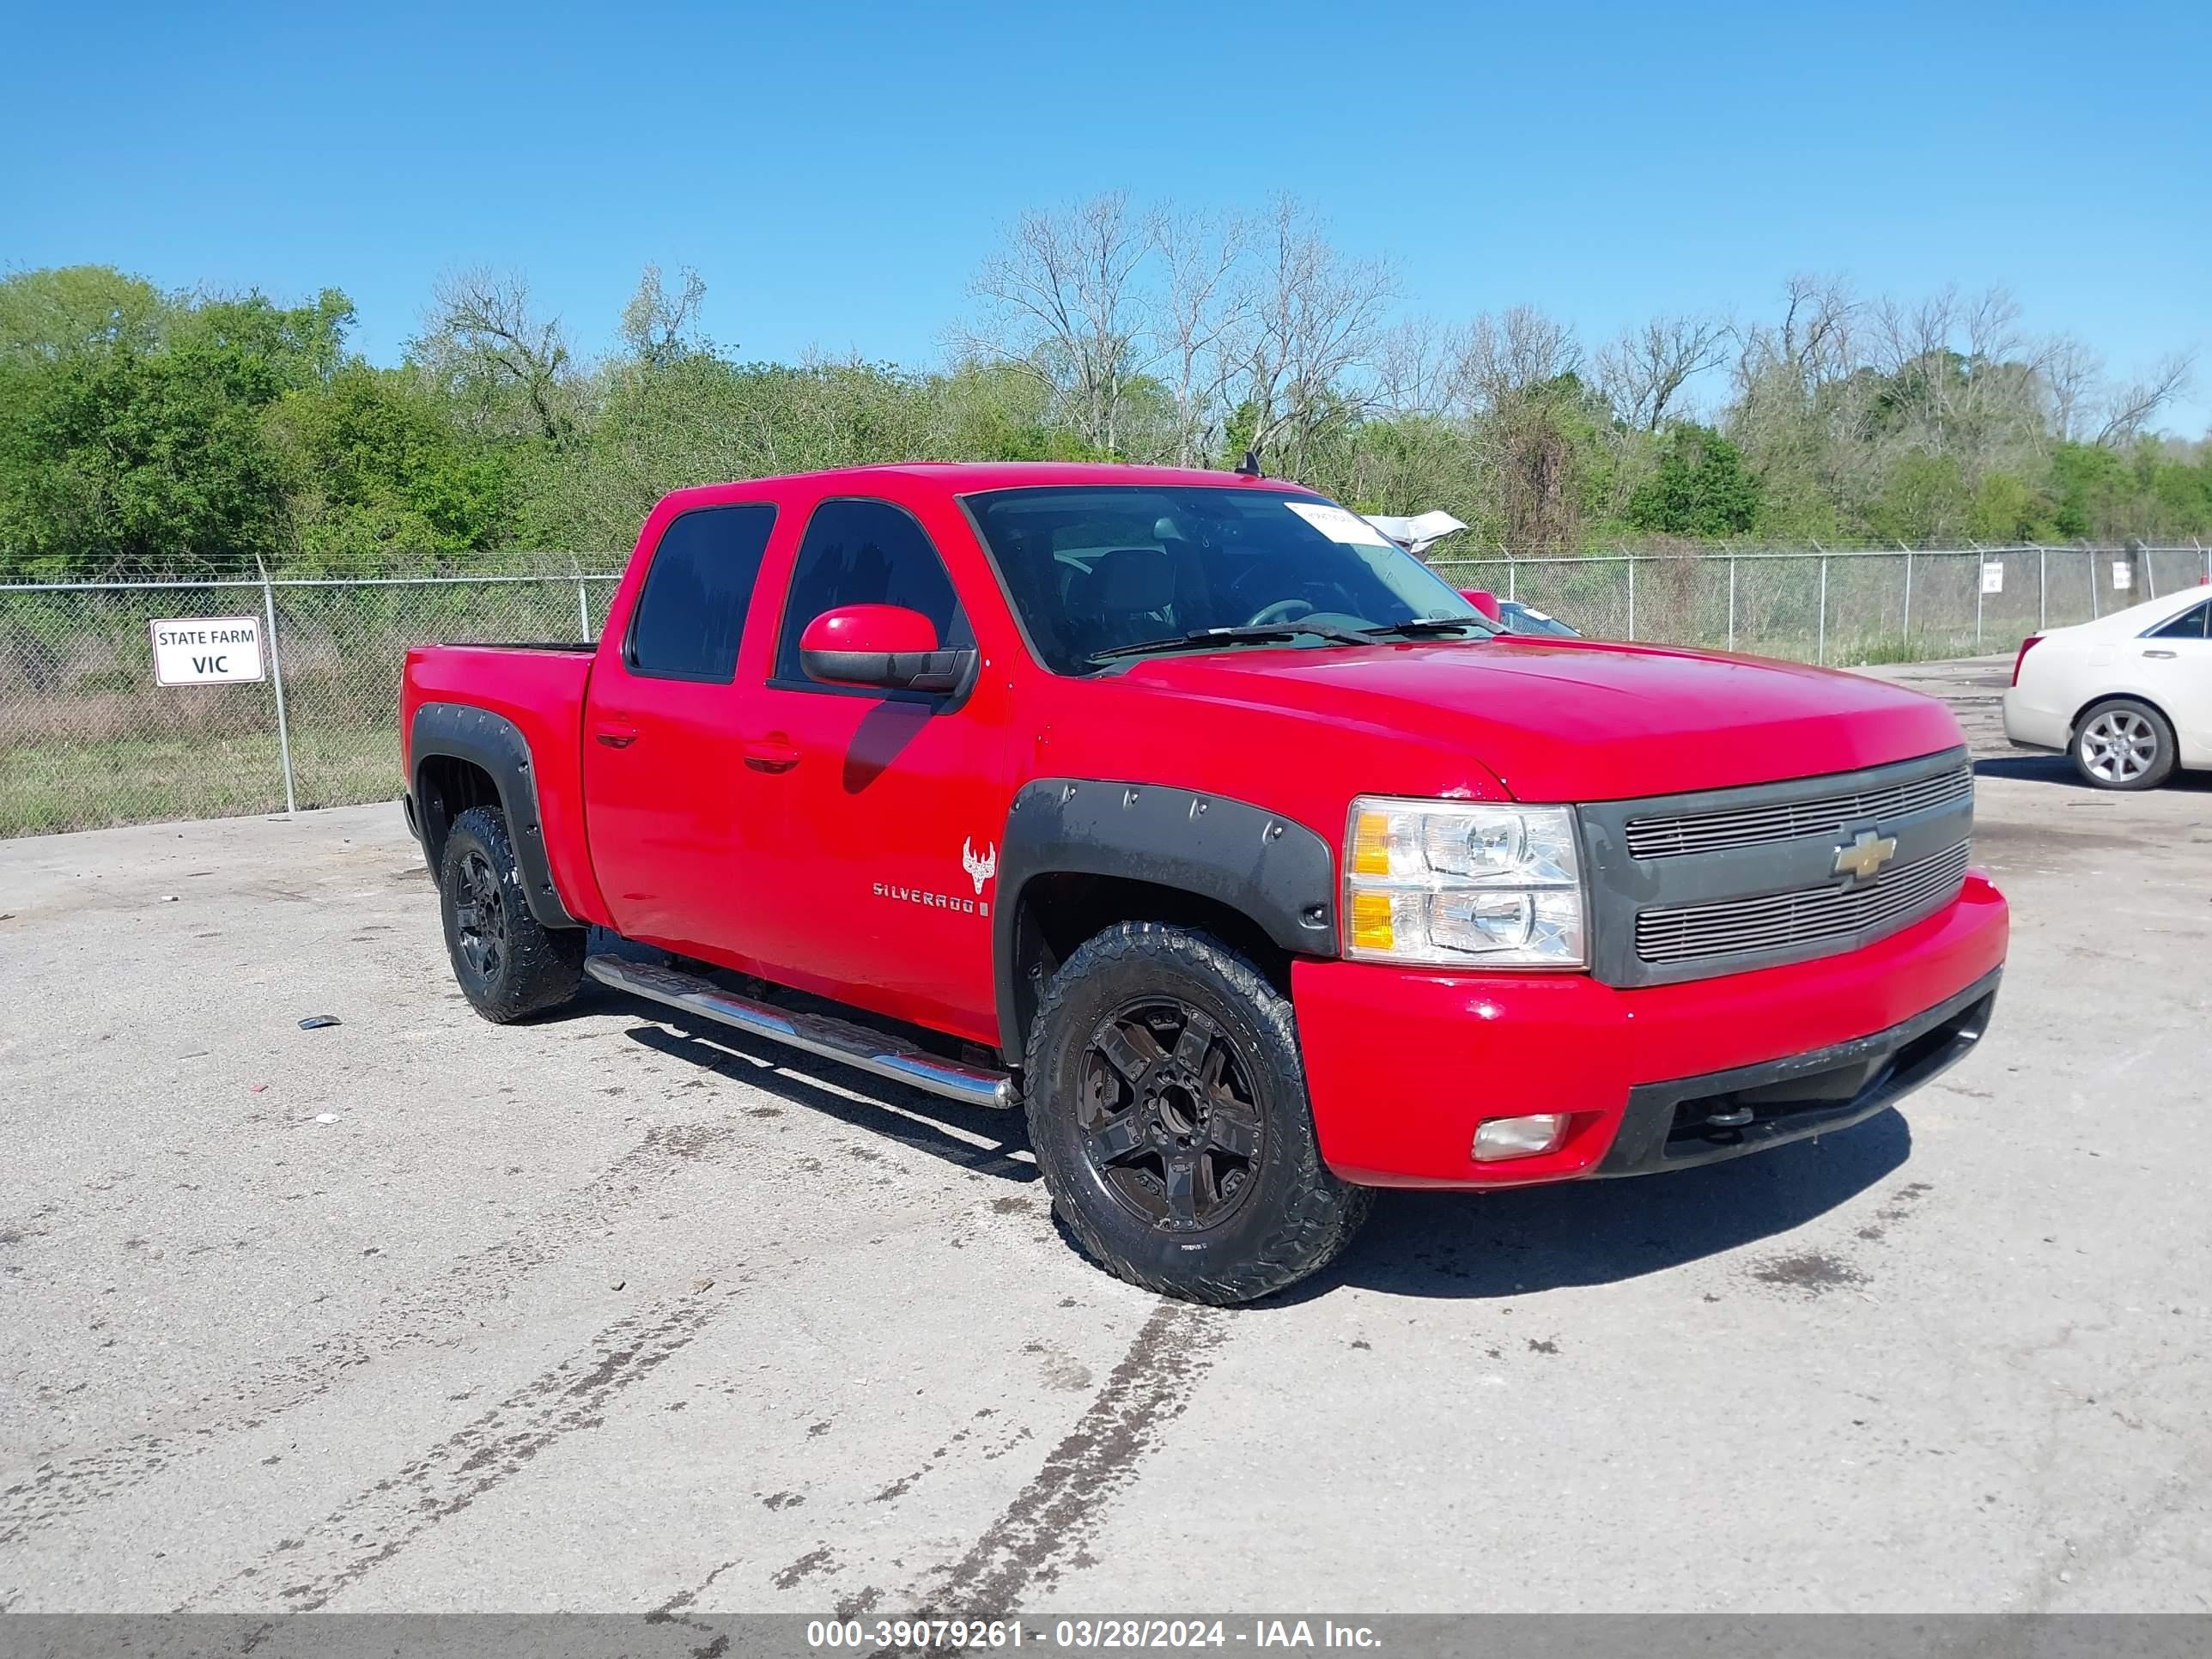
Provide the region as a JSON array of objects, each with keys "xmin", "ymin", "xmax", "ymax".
[
  {"xmin": 2071, "ymin": 697, "xmax": 2177, "ymax": 791},
  {"xmin": 1022, "ymin": 922, "xmax": 1373, "ymax": 1305},
  {"xmin": 440, "ymin": 805, "xmax": 586, "ymax": 1022}
]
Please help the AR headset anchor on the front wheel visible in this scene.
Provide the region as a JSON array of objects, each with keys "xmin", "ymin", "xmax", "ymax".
[
  {"xmin": 1022, "ymin": 922, "xmax": 1372, "ymax": 1304},
  {"xmin": 439, "ymin": 805, "xmax": 585, "ymax": 1022},
  {"xmin": 2072, "ymin": 697, "xmax": 2176, "ymax": 790}
]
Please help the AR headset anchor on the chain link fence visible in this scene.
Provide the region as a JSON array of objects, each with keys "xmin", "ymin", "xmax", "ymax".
[
  {"xmin": 1430, "ymin": 543, "xmax": 2212, "ymax": 666},
  {"xmin": 0, "ymin": 569, "xmax": 622, "ymax": 838},
  {"xmin": 3, "ymin": 543, "xmax": 2208, "ymax": 838}
]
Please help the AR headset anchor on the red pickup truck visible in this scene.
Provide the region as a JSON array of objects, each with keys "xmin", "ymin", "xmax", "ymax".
[{"xmin": 401, "ymin": 462, "xmax": 2008, "ymax": 1304}]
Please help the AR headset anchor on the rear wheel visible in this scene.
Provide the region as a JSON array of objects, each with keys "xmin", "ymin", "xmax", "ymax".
[
  {"xmin": 1022, "ymin": 922, "xmax": 1372, "ymax": 1305},
  {"xmin": 439, "ymin": 805, "xmax": 584, "ymax": 1022},
  {"xmin": 2071, "ymin": 697, "xmax": 2176, "ymax": 790}
]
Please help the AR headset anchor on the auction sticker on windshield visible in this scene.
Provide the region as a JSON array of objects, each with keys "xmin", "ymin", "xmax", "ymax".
[
  {"xmin": 1285, "ymin": 501, "xmax": 1394, "ymax": 546},
  {"xmin": 150, "ymin": 617, "xmax": 265, "ymax": 686}
]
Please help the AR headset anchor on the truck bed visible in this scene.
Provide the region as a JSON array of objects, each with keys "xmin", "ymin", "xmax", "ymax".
[{"xmin": 400, "ymin": 642, "xmax": 608, "ymax": 927}]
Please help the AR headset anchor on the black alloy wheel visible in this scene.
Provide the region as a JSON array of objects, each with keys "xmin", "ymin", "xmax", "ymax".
[
  {"xmin": 452, "ymin": 848, "xmax": 508, "ymax": 985},
  {"xmin": 1079, "ymin": 997, "xmax": 1265, "ymax": 1233}
]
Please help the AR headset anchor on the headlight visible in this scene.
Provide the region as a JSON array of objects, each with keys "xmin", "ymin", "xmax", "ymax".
[{"xmin": 1344, "ymin": 797, "xmax": 1587, "ymax": 968}]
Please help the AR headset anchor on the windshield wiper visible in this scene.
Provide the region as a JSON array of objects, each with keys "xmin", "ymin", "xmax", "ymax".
[
  {"xmin": 1088, "ymin": 622, "xmax": 1376, "ymax": 664},
  {"xmin": 1353, "ymin": 617, "xmax": 1492, "ymax": 641}
]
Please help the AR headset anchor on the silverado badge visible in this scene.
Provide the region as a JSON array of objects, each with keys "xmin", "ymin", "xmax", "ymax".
[{"xmin": 1832, "ymin": 829, "xmax": 1899, "ymax": 884}]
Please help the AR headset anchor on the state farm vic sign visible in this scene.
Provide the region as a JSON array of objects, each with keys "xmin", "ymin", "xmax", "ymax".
[{"xmin": 149, "ymin": 617, "xmax": 265, "ymax": 685}]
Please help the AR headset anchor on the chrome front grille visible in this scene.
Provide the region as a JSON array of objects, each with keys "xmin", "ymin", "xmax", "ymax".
[
  {"xmin": 1635, "ymin": 840, "xmax": 1973, "ymax": 965},
  {"xmin": 1625, "ymin": 764, "xmax": 1972, "ymax": 859}
]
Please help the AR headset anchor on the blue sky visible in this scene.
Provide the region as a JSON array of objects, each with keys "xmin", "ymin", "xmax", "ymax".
[{"xmin": 5, "ymin": 0, "xmax": 2207, "ymax": 431}]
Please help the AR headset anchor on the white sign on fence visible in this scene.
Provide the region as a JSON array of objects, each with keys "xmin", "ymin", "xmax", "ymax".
[
  {"xmin": 150, "ymin": 617, "xmax": 265, "ymax": 685},
  {"xmin": 2112, "ymin": 562, "xmax": 2133, "ymax": 592},
  {"xmin": 1981, "ymin": 562, "xmax": 2004, "ymax": 594}
]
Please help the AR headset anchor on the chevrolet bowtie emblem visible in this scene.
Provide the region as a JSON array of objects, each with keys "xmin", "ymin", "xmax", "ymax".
[{"xmin": 1832, "ymin": 829, "xmax": 1899, "ymax": 883}]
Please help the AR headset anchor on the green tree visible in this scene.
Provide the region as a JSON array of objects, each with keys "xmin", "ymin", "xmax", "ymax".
[
  {"xmin": 1964, "ymin": 470, "xmax": 2055, "ymax": 542},
  {"xmin": 0, "ymin": 264, "xmax": 168, "ymax": 361},
  {"xmin": 1625, "ymin": 424, "xmax": 1761, "ymax": 538},
  {"xmin": 267, "ymin": 363, "xmax": 514, "ymax": 565},
  {"xmin": 0, "ymin": 275, "xmax": 356, "ymax": 575},
  {"xmin": 1865, "ymin": 453, "xmax": 1972, "ymax": 544},
  {"xmin": 0, "ymin": 332, "xmax": 292, "ymax": 575}
]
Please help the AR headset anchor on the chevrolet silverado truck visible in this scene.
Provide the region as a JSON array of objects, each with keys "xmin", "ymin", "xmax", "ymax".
[{"xmin": 401, "ymin": 462, "xmax": 2008, "ymax": 1304}]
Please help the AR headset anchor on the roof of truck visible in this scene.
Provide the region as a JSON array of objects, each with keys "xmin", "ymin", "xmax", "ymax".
[{"xmin": 664, "ymin": 460, "xmax": 1310, "ymax": 502}]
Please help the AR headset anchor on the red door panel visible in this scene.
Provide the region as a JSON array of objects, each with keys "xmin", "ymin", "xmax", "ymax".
[
  {"xmin": 741, "ymin": 684, "xmax": 1011, "ymax": 1043},
  {"xmin": 736, "ymin": 495, "xmax": 1012, "ymax": 1044},
  {"xmin": 583, "ymin": 672, "xmax": 757, "ymax": 956},
  {"xmin": 581, "ymin": 500, "xmax": 781, "ymax": 960}
]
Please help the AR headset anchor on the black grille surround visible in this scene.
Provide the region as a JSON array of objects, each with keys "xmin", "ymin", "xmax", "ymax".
[{"xmin": 1577, "ymin": 747, "xmax": 1975, "ymax": 988}]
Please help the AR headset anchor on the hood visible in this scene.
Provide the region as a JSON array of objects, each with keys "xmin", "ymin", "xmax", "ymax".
[{"xmin": 1112, "ymin": 637, "xmax": 1966, "ymax": 802}]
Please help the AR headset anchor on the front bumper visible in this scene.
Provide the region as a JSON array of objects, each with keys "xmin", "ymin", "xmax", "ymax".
[{"xmin": 1293, "ymin": 873, "xmax": 2008, "ymax": 1188}]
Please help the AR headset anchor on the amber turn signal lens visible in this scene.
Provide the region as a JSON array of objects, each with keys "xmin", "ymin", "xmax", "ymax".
[{"xmin": 1350, "ymin": 889, "xmax": 1395, "ymax": 951}]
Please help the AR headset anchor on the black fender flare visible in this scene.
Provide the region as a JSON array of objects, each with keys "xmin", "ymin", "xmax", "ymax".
[
  {"xmin": 993, "ymin": 778, "xmax": 1339, "ymax": 1055},
  {"xmin": 408, "ymin": 702, "xmax": 577, "ymax": 930}
]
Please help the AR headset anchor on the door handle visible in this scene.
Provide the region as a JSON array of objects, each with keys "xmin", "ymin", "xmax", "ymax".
[
  {"xmin": 592, "ymin": 724, "xmax": 639, "ymax": 748},
  {"xmin": 2142, "ymin": 649, "xmax": 2177, "ymax": 659},
  {"xmin": 743, "ymin": 736, "xmax": 800, "ymax": 774}
]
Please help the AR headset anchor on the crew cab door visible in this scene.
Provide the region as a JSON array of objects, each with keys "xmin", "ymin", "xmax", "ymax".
[
  {"xmin": 739, "ymin": 495, "xmax": 1012, "ymax": 1045},
  {"xmin": 581, "ymin": 501, "xmax": 781, "ymax": 957}
]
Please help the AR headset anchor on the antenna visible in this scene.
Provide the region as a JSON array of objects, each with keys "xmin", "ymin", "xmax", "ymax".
[{"xmin": 1234, "ymin": 447, "xmax": 1262, "ymax": 478}]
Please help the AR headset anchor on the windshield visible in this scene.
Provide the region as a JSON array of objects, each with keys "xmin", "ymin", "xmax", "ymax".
[{"xmin": 963, "ymin": 485, "xmax": 1494, "ymax": 673}]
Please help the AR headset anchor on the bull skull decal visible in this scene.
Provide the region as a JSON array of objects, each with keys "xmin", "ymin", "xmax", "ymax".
[{"xmin": 962, "ymin": 837, "xmax": 997, "ymax": 896}]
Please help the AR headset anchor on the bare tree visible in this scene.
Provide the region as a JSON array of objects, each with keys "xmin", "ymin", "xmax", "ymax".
[
  {"xmin": 1435, "ymin": 307, "xmax": 1590, "ymax": 549},
  {"xmin": 416, "ymin": 268, "xmax": 579, "ymax": 446},
  {"xmin": 1226, "ymin": 197, "xmax": 1395, "ymax": 475},
  {"xmin": 619, "ymin": 264, "xmax": 709, "ymax": 367},
  {"xmin": 1733, "ymin": 273, "xmax": 1861, "ymax": 404},
  {"xmin": 1449, "ymin": 306, "xmax": 1583, "ymax": 412},
  {"xmin": 1596, "ymin": 313, "xmax": 1729, "ymax": 430},
  {"xmin": 2043, "ymin": 334, "xmax": 2103, "ymax": 441},
  {"xmin": 959, "ymin": 192, "xmax": 1157, "ymax": 455},
  {"xmin": 1725, "ymin": 276, "xmax": 1877, "ymax": 507},
  {"xmin": 1149, "ymin": 206, "xmax": 1249, "ymax": 466},
  {"xmin": 2094, "ymin": 350, "xmax": 2197, "ymax": 445},
  {"xmin": 1373, "ymin": 315, "xmax": 1464, "ymax": 419}
]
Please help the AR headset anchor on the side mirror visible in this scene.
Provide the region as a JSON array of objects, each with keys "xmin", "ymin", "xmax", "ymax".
[
  {"xmin": 1460, "ymin": 588, "xmax": 1504, "ymax": 623},
  {"xmin": 799, "ymin": 605, "xmax": 975, "ymax": 694}
]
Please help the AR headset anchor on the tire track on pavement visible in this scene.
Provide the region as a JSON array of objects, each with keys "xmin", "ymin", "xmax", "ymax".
[
  {"xmin": 0, "ymin": 1117, "xmax": 750, "ymax": 1550},
  {"xmin": 190, "ymin": 1290, "xmax": 730, "ymax": 1610},
  {"xmin": 815, "ymin": 1298, "xmax": 1230, "ymax": 1616}
]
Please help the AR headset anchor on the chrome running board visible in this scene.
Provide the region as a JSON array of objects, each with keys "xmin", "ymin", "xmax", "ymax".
[{"xmin": 584, "ymin": 956, "xmax": 1014, "ymax": 1109}]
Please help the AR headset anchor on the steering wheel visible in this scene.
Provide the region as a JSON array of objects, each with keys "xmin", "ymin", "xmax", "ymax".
[{"xmin": 1246, "ymin": 597, "xmax": 1316, "ymax": 628}]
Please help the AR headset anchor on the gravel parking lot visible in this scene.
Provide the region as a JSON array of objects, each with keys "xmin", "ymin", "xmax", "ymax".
[{"xmin": 3, "ymin": 659, "xmax": 2208, "ymax": 1616}]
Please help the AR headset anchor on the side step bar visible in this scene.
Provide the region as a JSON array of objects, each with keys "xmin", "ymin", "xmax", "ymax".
[{"xmin": 584, "ymin": 956, "xmax": 1015, "ymax": 1109}]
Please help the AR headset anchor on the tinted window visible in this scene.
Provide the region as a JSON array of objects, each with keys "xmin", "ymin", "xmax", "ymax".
[
  {"xmin": 2148, "ymin": 601, "xmax": 2209, "ymax": 641},
  {"xmin": 775, "ymin": 499, "xmax": 969, "ymax": 684},
  {"xmin": 627, "ymin": 504, "xmax": 777, "ymax": 681}
]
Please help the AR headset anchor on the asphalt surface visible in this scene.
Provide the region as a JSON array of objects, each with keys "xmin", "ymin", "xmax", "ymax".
[{"xmin": 2, "ymin": 658, "xmax": 2209, "ymax": 1616}]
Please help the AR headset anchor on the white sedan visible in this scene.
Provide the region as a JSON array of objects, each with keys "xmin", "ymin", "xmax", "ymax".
[{"xmin": 2002, "ymin": 584, "xmax": 2212, "ymax": 788}]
